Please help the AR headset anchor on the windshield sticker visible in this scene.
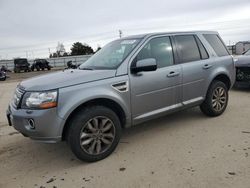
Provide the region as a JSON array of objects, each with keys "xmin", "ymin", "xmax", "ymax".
[{"xmin": 121, "ymin": 40, "xmax": 137, "ymax": 45}]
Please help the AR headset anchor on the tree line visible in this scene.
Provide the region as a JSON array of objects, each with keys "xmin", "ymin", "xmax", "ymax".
[{"xmin": 49, "ymin": 42, "xmax": 101, "ymax": 58}]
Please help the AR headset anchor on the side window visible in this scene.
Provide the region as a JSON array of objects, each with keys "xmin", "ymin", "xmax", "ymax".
[
  {"xmin": 175, "ymin": 35, "xmax": 201, "ymax": 63},
  {"xmin": 203, "ymin": 34, "xmax": 229, "ymax": 57},
  {"xmin": 136, "ymin": 36, "xmax": 174, "ymax": 68},
  {"xmin": 195, "ymin": 36, "xmax": 209, "ymax": 59}
]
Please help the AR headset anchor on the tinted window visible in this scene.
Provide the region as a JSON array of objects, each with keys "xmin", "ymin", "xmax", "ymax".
[
  {"xmin": 203, "ymin": 34, "xmax": 229, "ymax": 57},
  {"xmin": 136, "ymin": 36, "xmax": 174, "ymax": 68},
  {"xmin": 195, "ymin": 36, "xmax": 209, "ymax": 59},
  {"xmin": 175, "ymin": 35, "xmax": 201, "ymax": 63}
]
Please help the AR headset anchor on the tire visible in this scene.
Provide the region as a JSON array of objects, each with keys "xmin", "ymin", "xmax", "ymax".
[
  {"xmin": 68, "ymin": 106, "xmax": 122, "ymax": 162},
  {"xmin": 200, "ymin": 81, "xmax": 228, "ymax": 117},
  {"xmin": 0, "ymin": 76, "xmax": 6, "ymax": 81}
]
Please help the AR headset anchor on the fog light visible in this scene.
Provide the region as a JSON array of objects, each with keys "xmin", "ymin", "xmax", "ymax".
[{"xmin": 28, "ymin": 119, "xmax": 35, "ymax": 129}]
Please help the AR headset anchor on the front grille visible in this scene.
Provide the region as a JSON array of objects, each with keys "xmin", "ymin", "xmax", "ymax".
[
  {"xmin": 13, "ymin": 86, "xmax": 25, "ymax": 108},
  {"xmin": 236, "ymin": 67, "xmax": 250, "ymax": 82}
]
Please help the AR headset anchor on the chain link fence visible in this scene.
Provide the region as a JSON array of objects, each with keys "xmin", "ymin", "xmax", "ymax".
[{"xmin": 0, "ymin": 55, "xmax": 92, "ymax": 71}]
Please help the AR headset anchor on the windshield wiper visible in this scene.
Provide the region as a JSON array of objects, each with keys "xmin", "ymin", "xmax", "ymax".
[{"xmin": 80, "ymin": 67, "xmax": 94, "ymax": 70}]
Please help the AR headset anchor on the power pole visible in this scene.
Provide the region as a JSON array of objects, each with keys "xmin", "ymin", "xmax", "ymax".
[{"xmin": 119, "ymin": 30, "xmax": 123, "ymax": 38}]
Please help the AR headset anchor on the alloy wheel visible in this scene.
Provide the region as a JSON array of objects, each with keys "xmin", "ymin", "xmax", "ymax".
[
  {"xmin": 212, "ymin": 86, "xmax": 227, "ymax": 112},
  {"xmin": 80, "ymin": 116, "xmax": 115, "ymax": 155}
]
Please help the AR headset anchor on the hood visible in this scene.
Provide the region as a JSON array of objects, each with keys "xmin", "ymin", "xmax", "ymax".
[
  {"xmin": 234, "ymin": 55, "xmax": 250, "ymax": 67},
  {"xmin": 20, "ymin": 69, "xmax": 116, "ymax": 91}
]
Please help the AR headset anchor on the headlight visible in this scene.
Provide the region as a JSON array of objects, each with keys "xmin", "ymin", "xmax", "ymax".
[{"xmin": 21, "ymin": 90, "xmax": 58, "ymax": 109}]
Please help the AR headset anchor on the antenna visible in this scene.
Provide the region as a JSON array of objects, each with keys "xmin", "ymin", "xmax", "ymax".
[{"xmin": 119, "ymin": 30, "xmax": 123, "ymax": 38}]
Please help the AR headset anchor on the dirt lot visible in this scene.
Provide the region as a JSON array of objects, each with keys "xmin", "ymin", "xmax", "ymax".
[{"xmin": 0, "ymin": 71, "xmax": 250, "ymax": 188}]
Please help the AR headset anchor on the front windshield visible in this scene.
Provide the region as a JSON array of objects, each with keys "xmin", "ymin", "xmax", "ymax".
[
  {"xmin": 79, "ymin": 38, "xmax": 141, "ymax": 70},
  {"xmin": 244, "ymin": 49, "xmax": 250, "ymax": 55}
]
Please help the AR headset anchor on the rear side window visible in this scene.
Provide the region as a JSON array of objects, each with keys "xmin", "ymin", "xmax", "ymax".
[
  {"xmin": 203, "ymin": 34, "xmax": 229, "ymax": 57},
  {"xmin": 175, "ymin": 35, "xmax": 201, "ymax": 63}
]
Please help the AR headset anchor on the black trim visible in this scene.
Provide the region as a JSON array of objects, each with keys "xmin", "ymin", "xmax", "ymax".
[
  {"xmin": 170, "ymin": 36, "xmax": 178, "ymax": 65},
  {"xmin": 170, "ymin": 36, "xmax": 181, "ymax": 64},
  {"xmin": 194, "ymin": 35, "xmax": 209, "ymax": 60},
  {"xmin": 7, "ymin": 113, "xmax": 12, "ymax": 126}
]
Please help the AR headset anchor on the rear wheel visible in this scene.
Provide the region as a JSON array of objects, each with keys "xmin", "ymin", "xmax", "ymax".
[
  {"xmin": 68, "ymin": 106, "xmax": 122, "ymax": 162},
  {"xmin": 200, "ymin": 81, "xmax": 228, "ymax": 117}
]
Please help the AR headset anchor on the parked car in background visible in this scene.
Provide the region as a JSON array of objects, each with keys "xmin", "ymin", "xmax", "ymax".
[
  {"xmin": 14, "ymin": 58, "xmax": 31, "ymax": 73},
  {"xmin": 7, "ymin": 31, "xmax": 235, "ymax": 162},
  {"xmin": 0, "ymin": 65, "xmax": 10, "ymax": 81},
  {"xmin": 66, "ymin": 60, "xmax": 78, "ymax": 69},
  {"xmin": 0, "ymin": 70, "xmax": 7, "ymax": 81},
  {"xmin": 234, "ymin": 49, "xmax": 250, "ymax": 87},
  {"xmin": 31, "ymin": 59, "xmax": 52, "ymax": 71}
]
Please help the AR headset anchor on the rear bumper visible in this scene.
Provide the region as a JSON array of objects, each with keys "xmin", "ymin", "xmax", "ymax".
[
  {"xmin": 6, "ymin": 104, "xmax": 65, "ymax": 143},
  {"xmin": 234, "ymin": 81, "xmax": 250, "ymax": 88},
  {"xmin": 236, "ymin": 67, "xmax": 250, "ymax": 82}
]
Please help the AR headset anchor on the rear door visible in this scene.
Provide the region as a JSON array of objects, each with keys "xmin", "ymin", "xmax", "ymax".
[
  {"xmin": 129, "ymin": 36, "xmax": 182, "ymax": 124},
  {"xmin": 174, "ymin": 34, "xmax": 212, "ymax": 105}
]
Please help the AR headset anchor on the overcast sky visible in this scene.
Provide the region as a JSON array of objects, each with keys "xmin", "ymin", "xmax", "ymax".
[{"xmin": 0, "ymin": 0, "xmax": 250, "ymax": 59}]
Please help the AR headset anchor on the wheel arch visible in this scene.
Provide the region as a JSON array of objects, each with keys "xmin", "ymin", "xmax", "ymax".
[
  {"xmin": 62, "ymin": 98, "xmax": 127, "ymax": 141},
  {"xmin": 212, "ymin": 73, "xmax": 231, "ymax": 90}
]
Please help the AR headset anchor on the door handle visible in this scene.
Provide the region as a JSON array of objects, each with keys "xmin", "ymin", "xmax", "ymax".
[
  {"xmin": 203, "ymin": 64, "xmax": 213, "ymax": 69},
  {"xmin": 167, "ymin": 71, "xmax": 180, "ymax": 77}
]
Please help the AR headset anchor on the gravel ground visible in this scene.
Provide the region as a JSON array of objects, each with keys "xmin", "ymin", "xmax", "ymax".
[{"xmin": 0, "ymin": 72, "xmax": 250, "ymax": 188}]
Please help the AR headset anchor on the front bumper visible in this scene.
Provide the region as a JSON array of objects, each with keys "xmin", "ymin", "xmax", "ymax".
[
  {"xmin": 235, "ymin": 67, "xmax": 250, "ymax": 87},
  {"xmin": 6, "ymin": 104, "xmax": 65, "ymax": 143}
]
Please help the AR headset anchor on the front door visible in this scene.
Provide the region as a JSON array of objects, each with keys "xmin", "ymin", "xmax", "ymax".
[{"xmin": 129, "ymin": 36, "xmax": 182, "ymax": 124}]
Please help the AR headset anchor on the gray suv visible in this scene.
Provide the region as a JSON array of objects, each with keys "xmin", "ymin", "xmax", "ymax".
[{"xmin": 6, "ymin": 31, "xmax": 235, "ymax": 162}]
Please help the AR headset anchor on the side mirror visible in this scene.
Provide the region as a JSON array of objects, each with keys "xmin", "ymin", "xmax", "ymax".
[{"xmin": 131, "ymin": 58, "xmax": 157, "ymax": 73}]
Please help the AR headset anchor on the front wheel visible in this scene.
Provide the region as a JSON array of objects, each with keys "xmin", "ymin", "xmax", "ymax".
[
  {"xmin": 200, "ymin": 81, "xmax": 228, "ymax": 117},
  {"xmin": 68, "ymin": 106, "xmax": 122, "ymax": 162}
]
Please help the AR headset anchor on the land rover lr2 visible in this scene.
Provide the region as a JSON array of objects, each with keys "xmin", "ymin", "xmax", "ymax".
[{"xmin": 7, "ymin": 31, "xmax": 235, "ymax": 162}]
